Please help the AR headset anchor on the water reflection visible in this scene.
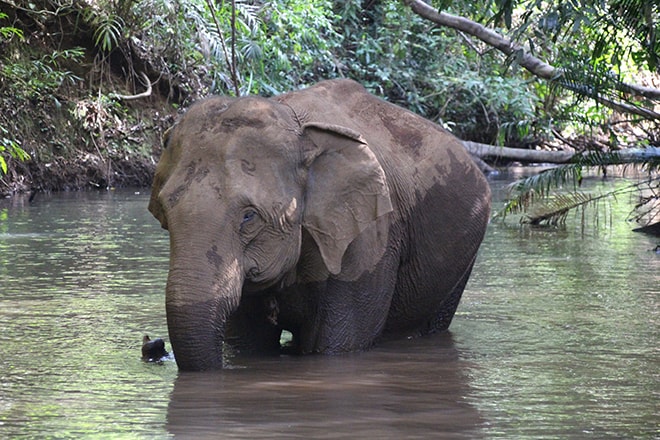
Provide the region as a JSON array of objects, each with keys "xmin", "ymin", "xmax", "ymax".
[
  {"xmin": 454, "ymin": 175, "xmax": 659, "ymax": 439},
  {"xmin": 167, "ymin": 333, "xmax": 483, "ymax": 439},
  {"xmin": 0, "ymin": 179, "xmax": 657, "ymax": 439},
  {"xmin": 0, "ymin": 190, "xmax": 176, "ymax": 438}
]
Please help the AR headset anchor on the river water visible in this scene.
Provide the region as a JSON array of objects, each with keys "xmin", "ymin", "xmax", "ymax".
[{"xmin": 0, "ymin": 173, "xmax": 657, "ymax": 439}]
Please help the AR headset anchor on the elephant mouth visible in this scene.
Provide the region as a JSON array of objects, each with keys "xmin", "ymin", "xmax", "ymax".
[
  {"xmin": 243, "ymin": 268, "xmax": 292, "ymax": 293},
  {"xmin": 242, "ymin": 277, "xmax": 275, "ymax": 293},
  {"xmin": 243, "ymin": 263, "xmax": 280, "ymax": 291},
  {"xmin": 246, "ymin": 266, "xmax": 259, "ymax": 279}
]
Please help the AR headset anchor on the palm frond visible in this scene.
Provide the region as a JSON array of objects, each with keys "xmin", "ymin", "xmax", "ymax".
[
  {"xmin": 604, "ymin": 0, "xmax": 659, "ymax": 71},
  {"xmin": 522, "ymin": 191, "xmax": 607, "ymax": 226},
  {"xmin": 506, "ymin": 148, "xmax": 660, "ymax": 195},
  {"xmin": 499, "ymin": 174, "xmax": 660, "ymax": 226},
  {"xmin": 551, "ymin": 59, "xmax": 660, "ymax": 120},
  {"xmin": 630, "ymin": 178, "xmax": 660, "ymax": 227},
  {"xmin": 497, "ymin": 147, "xmax": 660, "ymax": 224},
  {"xmin": 234, "ymin": 1, "xmax": 261, "ymax": 33},
  {"xmin": 506, "ymin": 162, "xmax": 583, "ymax": 197}
]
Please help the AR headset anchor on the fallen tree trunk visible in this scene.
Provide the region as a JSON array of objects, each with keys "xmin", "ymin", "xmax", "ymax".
[
  {"xmin": 463, "ymin": 141, "xmax": 574, "ymax": 164},
  {"xmin": 464, "ymin": 141, "xmax": 660, "ymax": 165}
]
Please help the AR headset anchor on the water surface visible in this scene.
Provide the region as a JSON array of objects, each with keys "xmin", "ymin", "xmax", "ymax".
[{"xmin": 0, "ymin": 175, "xmax": 657, "ymax": 438}]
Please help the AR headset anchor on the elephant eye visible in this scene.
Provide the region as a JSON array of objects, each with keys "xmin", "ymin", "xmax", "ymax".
[
  {"xmin": 242, "ymin": 209, "xmax": 257, "ymax": 225},
  {"xmin": 239, "ymin": 208, "xmax": 263, "ymax": 241}
]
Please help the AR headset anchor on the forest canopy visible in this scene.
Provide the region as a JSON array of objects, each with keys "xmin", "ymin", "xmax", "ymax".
[{"xmin": 0, "ymin": 0, "xmax": 658, "ymax": 195}]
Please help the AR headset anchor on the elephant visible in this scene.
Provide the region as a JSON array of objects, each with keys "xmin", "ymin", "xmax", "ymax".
[{"xmin": 148, "ymin": 79, "xmax": 491, "ymax": 371}]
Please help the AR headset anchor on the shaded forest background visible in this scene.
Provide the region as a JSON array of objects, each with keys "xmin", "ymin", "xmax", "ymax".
[{"xmin": 0, "ymin": 0, "xmax": 658, "ymax": 197}]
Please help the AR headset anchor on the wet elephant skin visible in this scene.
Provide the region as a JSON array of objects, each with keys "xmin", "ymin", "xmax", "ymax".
[{"xmin": 149, "ymin": 79, "xmax": 491, "ymax": 371}]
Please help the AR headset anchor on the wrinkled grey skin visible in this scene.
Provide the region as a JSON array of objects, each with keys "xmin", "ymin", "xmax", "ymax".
[{"xmin": 149, "ymin": 79, "xmax": 491, "ymax": 371}]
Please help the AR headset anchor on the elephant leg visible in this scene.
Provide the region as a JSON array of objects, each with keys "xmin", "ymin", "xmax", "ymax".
[
  {"xmin": 422, "ymin": 258, "xmax": 476, "ymax": 334},
  {"xmin": 284, "ymin": 268, "xmax": 396, "ymax": 355},
  {"xmin": 224, "ymin": 293, "xmax": 283, "ymax": 355},
  {"xmin": 280, "ymin": 223, "xmax": 397, "ymax": 354}
]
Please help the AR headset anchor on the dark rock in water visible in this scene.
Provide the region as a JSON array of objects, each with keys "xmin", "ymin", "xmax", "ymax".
[{"xmin": 142, "ymin": 335, "xmax": 169, "ymax": 361}]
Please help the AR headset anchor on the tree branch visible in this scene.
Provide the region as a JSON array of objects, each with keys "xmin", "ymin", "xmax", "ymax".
[
  {"xmin": 111, "ymin": 72, "xmax": 152, "ymax": 101},
  {"xmin": 401, "ymin": 0, "xmax": 660, "ymax": 119},
  {"xmin": 402, "ymin": 0, "xmax": 556, "ymax": 76},
  {"xmin": 204, "ymin": 0, "xmax": 240, "ymax": 96}
]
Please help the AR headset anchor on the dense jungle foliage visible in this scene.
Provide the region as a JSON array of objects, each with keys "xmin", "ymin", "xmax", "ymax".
[{"xmin": 0, "ymin": 0, "xmax": 658, "ymax": 224}]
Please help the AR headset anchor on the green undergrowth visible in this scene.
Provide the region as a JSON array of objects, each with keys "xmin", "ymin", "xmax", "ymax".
[{"xmin": 0, "ymin": 8, "xmax": 173, "ymax": 195}]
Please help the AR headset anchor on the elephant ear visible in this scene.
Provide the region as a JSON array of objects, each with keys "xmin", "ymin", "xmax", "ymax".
[{"xmin": 301, "ymin": 122, "xmax": 393, "ymax": 275}]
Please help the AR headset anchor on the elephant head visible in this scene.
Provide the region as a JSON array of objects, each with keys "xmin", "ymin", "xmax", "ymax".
[{"xmin": 149, "ymin": 96, "xmax": 392, "ymax": 370}]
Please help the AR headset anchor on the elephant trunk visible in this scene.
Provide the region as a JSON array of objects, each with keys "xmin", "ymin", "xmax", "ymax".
[{"xmin": 165, "ymin": 244, "xmax": 243, "ymax": 371}]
